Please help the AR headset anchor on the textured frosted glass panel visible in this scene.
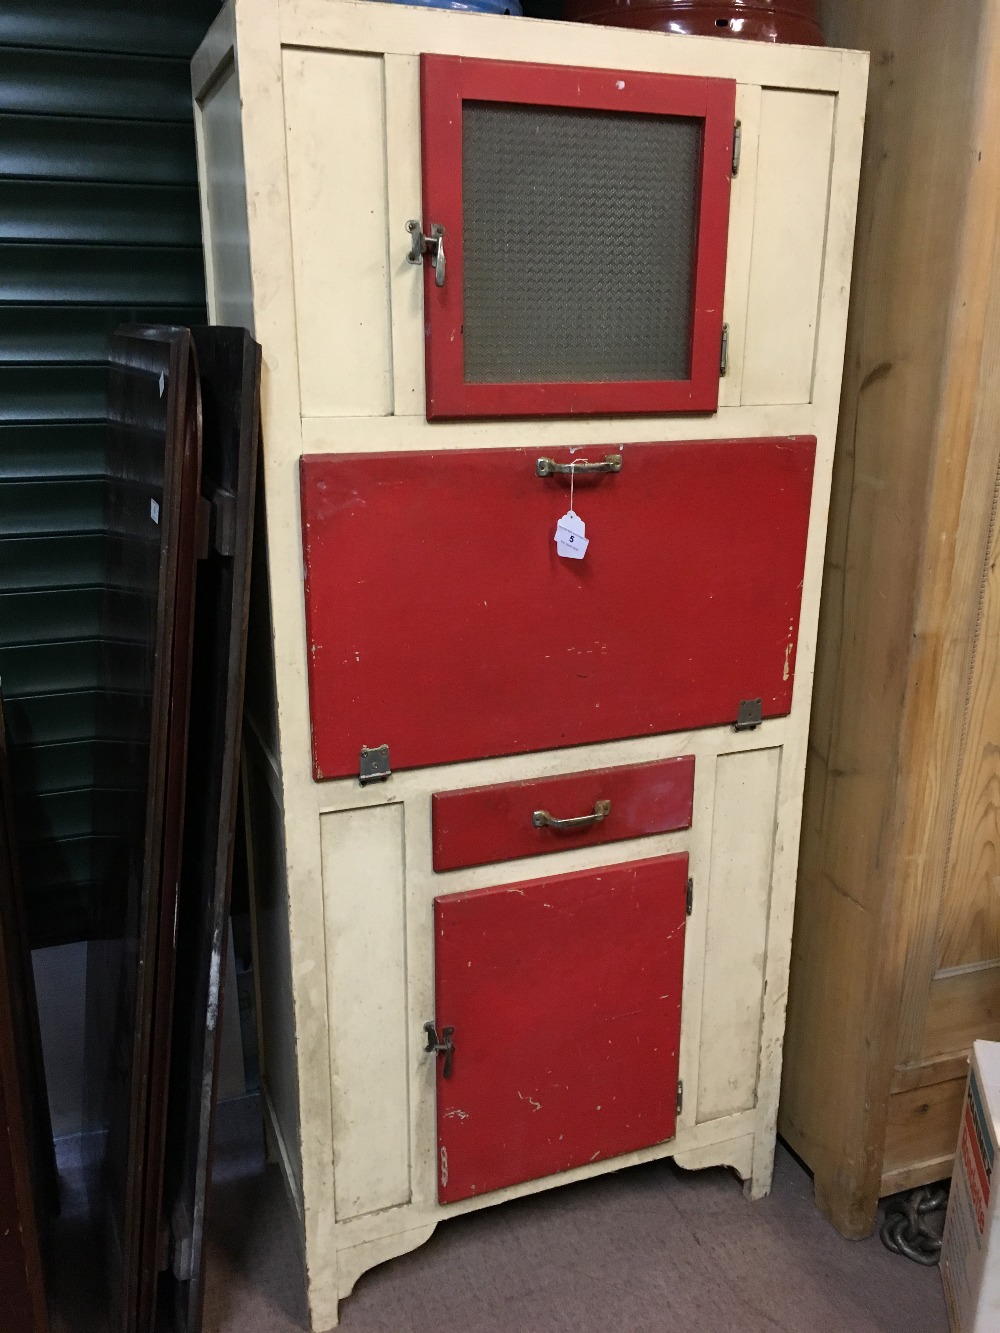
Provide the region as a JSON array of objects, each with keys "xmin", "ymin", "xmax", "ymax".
[{"xmin": 462, "ymin": 102, "xmax": 702, "ymax": 385}]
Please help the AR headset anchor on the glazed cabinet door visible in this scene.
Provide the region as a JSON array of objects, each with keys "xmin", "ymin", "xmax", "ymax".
[
  {"xmin": 416, "ymin": 55, "xmax": 735, "ymax": 419},
  {"xmin": 429, "ymin": 854, "xmax": 689, "ymax": 1203}
]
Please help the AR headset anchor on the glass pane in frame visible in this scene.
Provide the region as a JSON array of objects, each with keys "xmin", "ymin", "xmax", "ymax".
[{"xmin": 462, "ymin": 102, "xmax": 702, "ymax": 384}]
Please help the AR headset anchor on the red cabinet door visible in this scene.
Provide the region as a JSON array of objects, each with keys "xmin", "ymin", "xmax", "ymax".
[
  {"xmin": 431, "ymin": 854, "xmax": 688, "ymax": 1204},
  {"xmin": 300, "ymin": 438, "xmax": 815, "ymax": 780},
  {"xmin": 419, "ymin": 55, "xmax": 735, "ymax": 419}
]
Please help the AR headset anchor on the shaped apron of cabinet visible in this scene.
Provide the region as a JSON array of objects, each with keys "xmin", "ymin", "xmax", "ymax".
[{"xmin": 192, "ymin": 3, "xmax": 867, "ymax": 1327}]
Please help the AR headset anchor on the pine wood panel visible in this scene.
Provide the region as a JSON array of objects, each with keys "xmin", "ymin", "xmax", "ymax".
[
  {"xmin": 935, "ymin": 434, "xmax": 1000, "ymax": 968},
  {"xmin": 891, "ymin": 23, "xmax": 1000, "ymax": 1061},
  {"xmin": 919, "ymin": 967, "xmax": 1000, "ymax": 1061},
  {"xmin": 781, "ymin": 0, "xmax": 1000, "ymax": 1238},
  {"xmin": 880, "ymin": 1078, "xmax": 965, "ymax": 1187},
  {"xmin": 891, "ymin": 1052, "xmax": 969, "ymax": 1096}
]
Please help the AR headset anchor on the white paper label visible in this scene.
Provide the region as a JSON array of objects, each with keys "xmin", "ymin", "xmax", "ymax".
[
  {"xmin": 555, "ymin": 509, "xmax": 588, "ymax": 560},
  {"xmin": 150, "ymin": 499, "xmax": 160, "ymax": 524},
  {"xmin": 158, "ymin": 371, "xmax": 165, "ymax": 398}
]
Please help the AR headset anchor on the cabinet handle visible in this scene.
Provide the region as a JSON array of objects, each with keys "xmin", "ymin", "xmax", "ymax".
[
  {"xmin": 406, "ymin": 220, "xmax": 446, "ymax": 288},
  {"xmin": 536, "ymin": 454, "xmax": 622, "ymax": 478},
  {"xmin": 532, "ymin": 799, "xmax": 611, "ymax": 832}
]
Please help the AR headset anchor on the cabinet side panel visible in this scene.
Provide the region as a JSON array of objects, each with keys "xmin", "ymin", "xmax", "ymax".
[
  {"xmin": 243, "ymin": 742, "xmax": 302, "ymax": 1201},
  {"xmin": 321, "ymin": 804, "xmax": 410, "ymax": 1219},
  {"xmin": 283, "ymin": 50, "xmax": 392, "ymax": 417},
  {"xmin": 198, "ymin": 58, "xmax": 254, "ymax": 331},
  {"xmin": 698, "ymin": 747, "xmax": 780, "ymax": 1121},
  {"xmin": 742, "ymin": 90, "xmax": 834, "ymax": 406}
]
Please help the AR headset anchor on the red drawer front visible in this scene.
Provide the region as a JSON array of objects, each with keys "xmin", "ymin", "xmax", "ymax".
[
  {"xmin": 432, "ymin": 853, "xmax": 688, "ymax": 1204},
  {"xmin": 432, "ymin": 756, "xmax": 694, "ymax": 872},
  {"xmin": 300, "ymin": 437, "xmax": 815, "ymax": 779}
]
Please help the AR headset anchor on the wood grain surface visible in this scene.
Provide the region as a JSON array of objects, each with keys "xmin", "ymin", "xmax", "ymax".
[{"xmin": 782, "ymin": 0, "xmax": 1000, "ymax": 1235}]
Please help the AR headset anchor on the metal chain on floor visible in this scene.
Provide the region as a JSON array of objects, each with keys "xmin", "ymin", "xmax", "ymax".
[{"xmin": 880, "ymin": 1185, "xmax": 949, "ymax": 1265}]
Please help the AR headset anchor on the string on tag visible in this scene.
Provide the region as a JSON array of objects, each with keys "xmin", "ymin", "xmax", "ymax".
[{"xmin": 555, "ymin": 460, "xmax": 590, "ymax": 560}]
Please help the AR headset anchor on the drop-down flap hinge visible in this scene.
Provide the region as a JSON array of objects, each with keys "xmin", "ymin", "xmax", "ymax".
[{"xmin": 359, "ymin": 743, "xmax": 391, "ymax": 786}]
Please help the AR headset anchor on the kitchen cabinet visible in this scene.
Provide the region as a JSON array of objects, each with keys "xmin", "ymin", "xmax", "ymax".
[{"xmin": 192, "ymin": 2, "xmax": 866, "ymax": 1325}]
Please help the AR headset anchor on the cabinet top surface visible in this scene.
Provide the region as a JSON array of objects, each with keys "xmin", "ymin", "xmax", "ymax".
[{"xmin": 209, "ymin": 0, "xmax": 867, "ymax": 93}]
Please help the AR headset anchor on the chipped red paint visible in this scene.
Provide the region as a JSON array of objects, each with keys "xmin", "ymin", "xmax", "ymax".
[
  {"xmin": 431, "ymin": 853, "xmax": 689, "ymax": 1203},
  {"xmin": 299, "ymin": 437, "xmax": 815, "ymax": 779}
]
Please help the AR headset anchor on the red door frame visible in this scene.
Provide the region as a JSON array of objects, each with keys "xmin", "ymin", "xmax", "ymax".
[{"xmin": 420, "ymin": 55, "xmax": 736, "ymax": 420}]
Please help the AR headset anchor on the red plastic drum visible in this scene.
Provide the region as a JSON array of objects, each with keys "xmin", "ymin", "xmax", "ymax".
[{"xmin": 562, "ymin": 0, "xmax": 824, "ymax": 45}]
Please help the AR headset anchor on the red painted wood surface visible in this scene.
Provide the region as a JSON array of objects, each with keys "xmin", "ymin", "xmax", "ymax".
[
  {"xmin": 300, "ymin": 438, "xmax": 815, "ymax": 779},
  {"xmin": 420, "ymin": 55, "xmax": 735, "ymax": 418},
  {"xmin": 432, "ymin": 756, "xmax": 695, "ymax": 871},
  {"xmin": 432, "ymin": 854, "xmax": 688, "ymax": 1203}
]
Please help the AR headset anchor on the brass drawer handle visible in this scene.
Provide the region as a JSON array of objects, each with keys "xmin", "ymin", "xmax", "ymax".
[
  {"xmin": 536, "ymin": 454, "xmax": 622, "ymax": 478},
  {"xmin": 532, "ymin": 799, "xmax": 611, "ymax": 832}
]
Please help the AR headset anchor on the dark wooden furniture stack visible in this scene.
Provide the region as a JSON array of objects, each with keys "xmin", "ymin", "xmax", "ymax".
[
  {"xmin": 81, "ymin": 325, "xmax": 260, "ymax": 1333},
  {"xmin": 0, "ymin": 693, "xmax": 57, "ymax": 1333}
]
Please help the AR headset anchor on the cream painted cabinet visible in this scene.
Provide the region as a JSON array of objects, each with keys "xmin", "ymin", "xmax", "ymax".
[{"xmin": 192, "ymin": 3, "xmax": 866, "ymax": 1326}]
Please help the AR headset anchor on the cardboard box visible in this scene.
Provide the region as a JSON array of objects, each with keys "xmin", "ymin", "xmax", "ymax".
[{"xmin": 941, "ymin": 1042, "xmax": 1000, "ymax": 1331}]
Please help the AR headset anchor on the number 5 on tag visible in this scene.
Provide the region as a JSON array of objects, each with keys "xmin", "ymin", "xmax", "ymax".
[{"xmin": 555, "ymin": 509, "xmax": 589, "ymax": 561}]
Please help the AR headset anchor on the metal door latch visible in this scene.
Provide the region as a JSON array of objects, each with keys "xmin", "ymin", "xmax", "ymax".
[
  {"xmin": 406, "ymin": 220, "xmax": 446, "ymax": 287},
  {"xmin": 424, "ymin": 1021, "xmax": 455, "ymax": 1078}
]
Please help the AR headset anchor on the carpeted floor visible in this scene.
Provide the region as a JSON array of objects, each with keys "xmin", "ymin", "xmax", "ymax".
[{"xmin": 201, "ymin": 1099, "xmax": 950, "ymax": 1333}]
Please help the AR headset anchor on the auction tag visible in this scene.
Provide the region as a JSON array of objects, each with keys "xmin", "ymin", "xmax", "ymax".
[{"xmin": 555, "ymin": 509, "xmax": 588, "ymax": 560}]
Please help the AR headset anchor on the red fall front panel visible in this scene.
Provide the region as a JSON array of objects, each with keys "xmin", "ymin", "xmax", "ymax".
[
  {"xmin": 432, "ymin": 854, "xmax": 689, "ymax": 1203},
  {"xmin": 300, "ymin": 438, "xmax": 815, "ymax": 780},
  {"xmin": 432, "ymin": 755, "xmax": 695, "ymax": 872}
]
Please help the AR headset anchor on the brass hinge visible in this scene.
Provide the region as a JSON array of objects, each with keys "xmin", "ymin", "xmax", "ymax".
[
  {"xmin": 686, "ymin": 877, "xmax": 693, "ymax": 916},
  {"xmin": 676, "ymin": 1080, "xmax": 684, "ymax": 1114},
  {"xmin": 733, "ymin": 120, "xmax": 742, "ymax": 176},
  {"xmin": 720, "ymin": 323, "xmax": 730, "ymax": 377}
]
